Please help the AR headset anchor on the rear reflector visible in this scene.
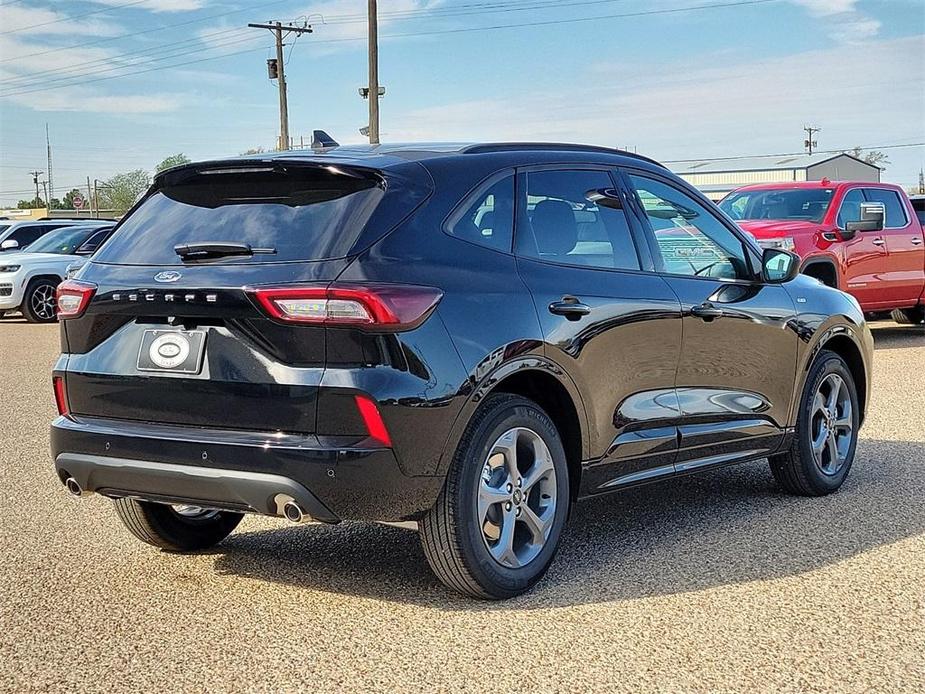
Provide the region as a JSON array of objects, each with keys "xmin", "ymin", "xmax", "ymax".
[
  {"xmin": 251, "ymin": 284, "xmax": 442, "ymax": 329},
  {"xmin": 56, "ymin": 279, "xmax": 97, "ymax": 319},
  {"xmin": 354, "ymin": 395, "xmax": 392, "ymax": 447},
  {"xmin": 53, "ymin": 376, "xmax": 69, "ymax": 417}
]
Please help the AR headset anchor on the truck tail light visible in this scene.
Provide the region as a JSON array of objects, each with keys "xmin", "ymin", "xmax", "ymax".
[
  {"xmin": 53, "ymin": 376, "xmax": 69, "ymax": 417},
  {"xmin": 56, "ymin": 280, "xmax": 97, "ymax": 319},
  {"xmin": 354, "ymin": 394, "xmax": 392, "ymax": 447},
  {"xmin": 251, "ymin": 284, "xmax": 442, "ymax": 329}
]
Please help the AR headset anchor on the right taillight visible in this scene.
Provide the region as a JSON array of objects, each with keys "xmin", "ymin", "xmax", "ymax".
[
  {"xmin": 251, "ymin": 284, "xmax": 443, "ymax": 330},
  {"xmin": 56, "ymin": 279, "xmax": 97, "ymax": 319},
  {"xmin": 52, "ymin": 376, "xmax": 69, "ymax": 417}
]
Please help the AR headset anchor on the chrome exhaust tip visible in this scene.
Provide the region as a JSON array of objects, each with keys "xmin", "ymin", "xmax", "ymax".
[
  {"xmin": 64, "ymin": 477, "xmax": 83, "ymax": 497},
  {"xmin": 282, "ymin": 500, "xmax": 306, "ymax": 523}
]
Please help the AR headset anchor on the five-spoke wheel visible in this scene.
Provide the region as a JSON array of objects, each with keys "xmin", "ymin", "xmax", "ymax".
[{"xmin": 478, "ymin": 427, "xmax": 557, "ymax": 569}]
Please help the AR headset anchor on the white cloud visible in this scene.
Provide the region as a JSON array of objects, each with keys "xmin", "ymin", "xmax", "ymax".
[
  {"xmin": 385, "ymin": 35, "xmax": 924, "ymax": 163},
  {"xmin": 0, "ymin": 5, "xmax": 121, "ymax": 36},
  {"xmin": 789, "ymin": 0, "xmax": 880, "ymax": 42},
  {"xmin": 6, "ymin": 89, "xmax": 182, "ymax": 113},
  {"xmin": 89, "ymin": 0, "xmax": 206, "ymax": 12}
]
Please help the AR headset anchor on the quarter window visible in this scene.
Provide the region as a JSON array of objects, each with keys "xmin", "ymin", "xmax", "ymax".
[
  {"xmin": 446, "ymin": 174, "xmax": 514, "ymax": 252},
  {"xmin": 515, "ymin": 169, "xmax": 640, "ymax": 271},
  {"xmin": 863, "ymin": 189, "xmax": 907, "ymax": 228},
  {"xmin": 629, "ymin": 174, "xmax": 749, "ymax": 280}
]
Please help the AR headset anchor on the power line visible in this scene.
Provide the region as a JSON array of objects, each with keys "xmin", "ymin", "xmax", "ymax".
[
  {"xmin": 0, "ymin": 0, "xmax": 781, "ymax": 98},
  {"xmin": 0, "ymin": 0, "xmax": 153, "ymax": 36},
  {"xmin": 0, "ymin": 1, "xmax": 292, "ymax": 64},
  {"xmin": 663, "ymin": 142, "xmax": 925, "ymax": 163},
  {"xmin": 0, "ymin": 0, "xmax": 631, "ymax": 79}
]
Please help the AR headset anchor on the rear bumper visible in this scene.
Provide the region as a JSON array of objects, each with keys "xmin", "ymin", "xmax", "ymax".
[{"xmin": 50, "ymin": 415, "xmax": 445, "ymax": 522}]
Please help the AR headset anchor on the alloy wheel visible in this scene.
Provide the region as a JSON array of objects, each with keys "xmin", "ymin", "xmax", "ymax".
[
  {"xmin": 31, "ymin": 283, "xmax": 57, "ymax": 320},
  {"xmin": 809, "ymin": 373, "xmax": 853, "ymax": 475},
  {"xmin": 478, "ymin": 427, "xmax": 557, "ymax": 569}
]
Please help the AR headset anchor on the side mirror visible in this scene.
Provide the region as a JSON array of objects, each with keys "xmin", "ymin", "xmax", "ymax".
[
  {"xmin": 584, "ymin": 188, "xmax": 623, "ymax": 210},
  {"xmin": 845, "ymin": 202, "xmax": 885, "ymax": 234},
  {"xmin": 762, "ymin": 248, "xmax": 800, "ymax": 284},
  {"xmin": 0, "ymin": 239, "xmax": 19, "ymax": 251}
]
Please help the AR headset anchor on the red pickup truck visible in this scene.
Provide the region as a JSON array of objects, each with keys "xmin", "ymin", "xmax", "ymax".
[{"xmin": 719, "ymin": 180, "xmax": 925, "ymax": 324}]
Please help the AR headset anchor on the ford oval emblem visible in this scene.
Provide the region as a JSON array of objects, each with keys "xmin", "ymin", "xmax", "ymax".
[{"xmin": 154, "ymin": 271, "xmax": 181, "ymax": 283}]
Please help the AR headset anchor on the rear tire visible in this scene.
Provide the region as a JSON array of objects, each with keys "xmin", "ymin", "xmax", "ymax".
[
  {"xmin": 113, "ymin": 498, "xmax": 243, "ymax": 551},
  {"xmin": 21, "ymin": 278, "xmax": 59, "ymax": 323},
  {"xmin": 891, "ymin": 306, "xmax": 925, "ymax": 325},
  {"xmin": 420, "ymin": 394, "xmax": 570, "ymax": 599},
  {"xmin": 769, "ymin": 350, "xmax": 859, "ymax": 496}
]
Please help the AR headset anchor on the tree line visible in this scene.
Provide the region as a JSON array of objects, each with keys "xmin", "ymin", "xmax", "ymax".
[{"xmin": 15, "ymin": 153, "xmax": 192, "ymax": 214}]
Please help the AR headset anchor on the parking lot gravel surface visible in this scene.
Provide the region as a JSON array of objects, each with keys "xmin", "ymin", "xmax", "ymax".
[{"xmin": 0, "ymin": 316, "xmax": 922, "ymax": 693}]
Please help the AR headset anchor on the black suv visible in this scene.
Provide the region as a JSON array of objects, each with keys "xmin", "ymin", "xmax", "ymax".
[{"xmin": 51, "ymin": 143, "xmax": 873, "ymax": 598}]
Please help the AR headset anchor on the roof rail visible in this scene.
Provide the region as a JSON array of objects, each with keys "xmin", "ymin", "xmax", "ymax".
[{"xmin": 461, "ymin": 142, "xmax": 665, "ymax": 167}]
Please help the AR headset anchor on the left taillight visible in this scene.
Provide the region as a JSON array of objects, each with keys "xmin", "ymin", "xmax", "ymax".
[
  {"xmin": 53, "ymin": 376, "xmax": 69, "ymax": 417},
  {"xmin": 250, "ymin": 283, "xmax": 443, "ymax": 330},
  {"xmin": 55, "ymin": 279, "xmax": 97, "ymax": 319}
]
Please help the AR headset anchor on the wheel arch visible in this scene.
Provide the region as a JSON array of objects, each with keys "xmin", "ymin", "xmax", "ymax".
[
  {"xmin": 801, "ymin": 327, "xmax": 868, "ymax": 427},
  {"xmin": 800, "ymin": 257, "xmax": 839, "ymax": 289},
  {"xmin": 437, "ymin": 357, "xmax": 589, "ymax": 500}
]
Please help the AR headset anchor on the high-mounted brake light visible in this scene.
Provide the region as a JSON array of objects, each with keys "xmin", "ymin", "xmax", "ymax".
[
  {"xmin": 56, "ymin": 279, "xmax": 97, "ymax": 319},
  {"xmin": 251, "ymin": 284, "xmax": 443, "ymax": 329},
  {"xmin": 52, "ymin": 376, "xmax": 69, "ymax": 417}
]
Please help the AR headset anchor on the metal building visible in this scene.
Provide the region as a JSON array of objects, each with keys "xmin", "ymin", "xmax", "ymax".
[{"xmin": 672, "ymin": 152, "xmax": 881, "ymax": 200}]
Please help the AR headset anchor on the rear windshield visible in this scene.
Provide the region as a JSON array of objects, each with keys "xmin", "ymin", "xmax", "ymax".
[{"xmin": 94, "ymin": 166, "xmax": 387, "ymax": 265}]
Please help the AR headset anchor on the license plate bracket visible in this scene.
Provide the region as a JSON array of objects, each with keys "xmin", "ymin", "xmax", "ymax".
[{"xmin": 137, "ymin": 329, "xmax": 206, "ymax": 374}]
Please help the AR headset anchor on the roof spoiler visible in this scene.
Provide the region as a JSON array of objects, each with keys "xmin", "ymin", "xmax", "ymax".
[{"xmin": 311, "ymin": 130, "xmax": 339, "ymax": 150}]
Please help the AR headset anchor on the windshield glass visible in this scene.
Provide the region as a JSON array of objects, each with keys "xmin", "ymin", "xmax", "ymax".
[
  {"xmin": 720, "ymin": 188, "xmax": 835, "ymax": 223},
  {"xmin": 94, "ymin": 167, "xmax": 388, "ymax": 265},
  {"xmin": 25, "ymin": 226, "xmax": 98, "ymax": 255}
]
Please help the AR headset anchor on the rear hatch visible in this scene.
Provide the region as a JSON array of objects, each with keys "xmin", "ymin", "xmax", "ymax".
[{"xmin": 63, "ymin": 158, "xmax": 431, "ymax": 434}]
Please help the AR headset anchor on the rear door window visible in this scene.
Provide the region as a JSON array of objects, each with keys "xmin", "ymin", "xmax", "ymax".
[
  {"xmin": 862, "ymin": 188, "xmax": 908, "ymax": 228},
  {"xmin": 515, "ymin": 169, "xmax": 640, "ymax": 271},
  {"xmin": 94, "ymin": 166, "xmax": 389, "ymax": 265}
]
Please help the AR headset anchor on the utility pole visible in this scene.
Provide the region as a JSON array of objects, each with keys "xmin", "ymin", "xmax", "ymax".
[
  {"xmin": 803, "ymin": 125, "xmax": 821, "ymax": 154},
  {"xmin": 918, "ymin": 169, "xmax": 924, "ymax": 195},
  {"xmin": 29, "ymin": 170, "xmax": 43, "ymax": 205},
  {"xmin": 41, "ymin": 181, "xmax": 49, "ymax": 210},
  {"xmin": 367, "ymin": 0, "xmax": 380, "ymax": 145},
  {"xmin": 46, "ymin": 123, "xmax": 54, "ymax": 202},
  {"xmin": 248, "ymin": 21, "xmax": 313, "ymax": 151},
  {"xmin": 86, "ymin": 177, "xmax": 93, "ymax": 218}
]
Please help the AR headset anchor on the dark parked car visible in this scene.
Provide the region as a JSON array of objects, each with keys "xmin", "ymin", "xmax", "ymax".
[{"xmin": 50, "ymin": 143, "xmax": 873, "ymax": 598}]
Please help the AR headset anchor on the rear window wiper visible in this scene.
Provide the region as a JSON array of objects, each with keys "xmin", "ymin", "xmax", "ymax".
[{"xmin": 174, "ymin": 242, "xmax": 276, "ymax": 260}]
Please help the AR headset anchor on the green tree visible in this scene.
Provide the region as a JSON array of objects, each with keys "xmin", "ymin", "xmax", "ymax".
[
  {"xmin": 62, "ymin": 188, "xmax": 83, "ymax": 209},
  {"xmin": 48, "ymin": 198, "xmax": 64, "ymax": 210},
  {"xmin": 155, "ymin": 153, "xmax": 192, "ymax": 173},
  {"xmin": 17, "ymin": 197, "xmax": 44, "ymax": 209},
  {"xmin": 98, "ymin": 169, "xmax": 150, "ymax": 214},
  {"xmin": 846, "ymin": 146, "xmax": 890, "ymax": 170},
  {"xmin": 240, "ymin": 147, "xmax": 265, "ymax": 155}
]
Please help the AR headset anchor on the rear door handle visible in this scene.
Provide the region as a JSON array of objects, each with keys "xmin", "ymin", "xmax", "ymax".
[
  {"xmin": 872, "ymin": 238, "xmax": 886, "ymax": 247},
  {"xmin": 912, "ymin": 238, "xmax": 922, "ymax": 245},
  {"xmin": 690, "ymin": 302, "xmax": 724, "ymax": 320},
  {"xmin": 548, "ymin": 296, "xmax": 591, "ymax": 320}
]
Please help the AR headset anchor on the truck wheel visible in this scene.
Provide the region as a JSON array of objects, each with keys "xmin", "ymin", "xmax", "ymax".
[
  {"xmin": 113, "ymin": 498, "xmax": 243, "ymax": 551},
  {"xmin": 769, "ymin": 350, "xmax": 860, "ymax": 496},
  {"xmin": 891, "ymin": 306, "xmax": 925, "ymax": 325},
  {"xmin": 21, "ymin": 278, "xmax": 59, "ymax": 323},
  {"xmin": 420, "ymin": 394, "xmax": 570, "ymax": 599}
]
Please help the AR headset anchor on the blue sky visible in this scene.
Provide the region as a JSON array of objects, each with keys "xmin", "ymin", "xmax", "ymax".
[{"xmin": 0, "ymin": 0, "xmax": 923, "ymax": 205}]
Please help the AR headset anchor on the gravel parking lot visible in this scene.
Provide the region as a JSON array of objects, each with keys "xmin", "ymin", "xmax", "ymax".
[{"xmin": 0, "ymin": 316, "xmax": 922, "ymax": 692}]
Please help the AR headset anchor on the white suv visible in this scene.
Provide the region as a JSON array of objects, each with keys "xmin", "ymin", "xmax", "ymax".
[{"xmin": 0, "ymin": 223, "xmax": 114, "ymax": 322}]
